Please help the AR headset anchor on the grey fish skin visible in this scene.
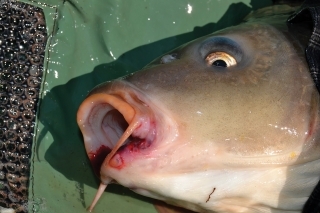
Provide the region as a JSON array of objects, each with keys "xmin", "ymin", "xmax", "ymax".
[{"xmin": 77, "ymin": 6, "xmax": 320, "ymax": 213}]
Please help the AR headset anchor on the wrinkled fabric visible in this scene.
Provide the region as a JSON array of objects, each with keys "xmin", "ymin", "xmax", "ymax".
[
  {"xmin": 288, "ymin": 1, "xmax": 320, "ymax": 212},
  {"xmin": 288, "ymin": 0, "xmax": 320, "ymax": 91},
  {"xmin": 25, "ymin": 1, "xmax": 273, "ymax": 212}
]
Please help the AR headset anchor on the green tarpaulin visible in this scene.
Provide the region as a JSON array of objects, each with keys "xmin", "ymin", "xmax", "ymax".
[{"xmin": 22, "ymin": 0, "xmax": 272, "ymax": 212}]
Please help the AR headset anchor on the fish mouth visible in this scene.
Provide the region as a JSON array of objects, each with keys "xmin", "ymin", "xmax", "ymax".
[{"xmin": 77, "ymin": 81, "xmax": 157, "ymax": 176}]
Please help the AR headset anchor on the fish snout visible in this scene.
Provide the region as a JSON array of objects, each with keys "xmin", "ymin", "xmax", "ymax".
[{"xmin": 77, "ymin": 81, "xmax": 157, "ymax": 176}]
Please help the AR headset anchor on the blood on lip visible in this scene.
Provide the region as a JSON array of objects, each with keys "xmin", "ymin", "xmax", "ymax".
[
  {"xmin": 89, "ymin": 138, "xmax": 152, "ymax": 173},
  {"xmin": 89, "ymin": 145, "xmax": 111, "ymax": 176},
  {"xmin": 89, "ymin": 121, "xmax": 155, "ymax": 173}
]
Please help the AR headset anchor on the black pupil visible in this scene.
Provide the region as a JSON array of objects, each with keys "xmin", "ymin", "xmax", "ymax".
[{"xmin": 212, "ymin": 59, "xmax": 227, "ymax": 67}]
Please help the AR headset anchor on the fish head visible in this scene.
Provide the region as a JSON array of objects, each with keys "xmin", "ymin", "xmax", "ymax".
[{"xmin": 77, "ymin": 17, "xmax": 320, "ymax": 212}]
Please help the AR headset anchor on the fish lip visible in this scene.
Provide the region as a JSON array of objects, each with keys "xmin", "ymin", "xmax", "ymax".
[
  {"xmin": 106, "ymin": 80, "xmax": 159, "ymax": 149},
  {"xmin": 77, "ymin": 80, "xmax": 161, "ymax": 173}
]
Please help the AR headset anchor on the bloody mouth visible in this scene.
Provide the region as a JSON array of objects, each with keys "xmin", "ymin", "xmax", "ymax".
[
  {"xmin": 88, "ymin": 145, "xmax": 111, "ymax": 176},
  {"xmin": 88, "ymin": 137, "xmax": 153, "ymax": 175},
  {"xmin": 77, "ymin": 88, "xmax": 159, "ymax": 180},
  {"xmin": 88, "ymin": 107, "xmax": 155, "ymax": 174},
  {"xmin": 77, "ymin": 85, "xmax": 162, "ymax": 212}
]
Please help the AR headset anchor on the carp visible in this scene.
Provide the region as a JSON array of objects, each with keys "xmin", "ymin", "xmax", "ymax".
[{"xmin": 77, "ymin": 5, "xmax": 320, "ymax": 213}]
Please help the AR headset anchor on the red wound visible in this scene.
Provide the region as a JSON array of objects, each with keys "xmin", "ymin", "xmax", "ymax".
[
  {"xmin": 109, "ymin": 154, "xmax": 124, "ymax": 169},
  {"xmin": 89, "ymin": 145, "xmax": 111, "ymax": 176},
  {"xmin": 125, "ymin": 138, "xmax": 152, "ymax": 152}
]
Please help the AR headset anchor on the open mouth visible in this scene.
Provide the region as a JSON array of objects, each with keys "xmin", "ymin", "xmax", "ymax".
[
  {"xmin": 77, "ymin": 91, "xmax": 156, "ymax": 175},
  {"xmin": 77, "ymin": 83, "xmax": 167, "ymax": 212}
]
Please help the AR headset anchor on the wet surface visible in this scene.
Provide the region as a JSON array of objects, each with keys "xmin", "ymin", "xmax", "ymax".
[
  {"xmin": 0, "ymin": 1, "xmax": 47, "ymax": 212},
  {"xmin": 27, "ymin": 0, "xmax": 273, "ymax": 212}
]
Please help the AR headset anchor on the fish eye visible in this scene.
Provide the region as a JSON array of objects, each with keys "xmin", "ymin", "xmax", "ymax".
[{"xmin": 205, "ymin": 52, "xmax": 237, "ymax": 67}]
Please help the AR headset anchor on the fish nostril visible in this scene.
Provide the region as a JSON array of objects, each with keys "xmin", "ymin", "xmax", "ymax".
[{"xmin": 160, "ymin": 53, "xmax": 179, "ymax": 64}]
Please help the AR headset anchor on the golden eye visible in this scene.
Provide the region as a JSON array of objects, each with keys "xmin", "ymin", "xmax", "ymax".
[{"xmin": 205, "ymin": 52, "xmax": 237, "ymax": 67}]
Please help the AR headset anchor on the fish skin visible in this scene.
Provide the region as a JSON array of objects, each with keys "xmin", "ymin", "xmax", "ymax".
[
  {"xmin": 154, "ymin": 200, "xmax": 196, "ymax": 213},
  {"xmin": 77, "ymin": 5, "xmax": 320, "ymax": 213}
]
